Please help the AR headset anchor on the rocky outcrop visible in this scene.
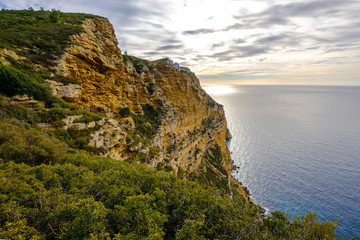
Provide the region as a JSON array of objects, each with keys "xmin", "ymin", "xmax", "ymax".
[
  {"xmin": 88, "ymin": 119, "xmax": 127, "ymax": 159},
  {"xmin": 46, "ymin": 80, "xmax": 83, "ymax": 99},
  {"xmin": 52, "ymin": 17, "xmax": 247, "ymax": 197}
]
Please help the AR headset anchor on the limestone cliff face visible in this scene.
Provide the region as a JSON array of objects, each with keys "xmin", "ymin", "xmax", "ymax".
[{"xmin": 52, "ymin": 18, "xmax": 247, "ymax": 196}]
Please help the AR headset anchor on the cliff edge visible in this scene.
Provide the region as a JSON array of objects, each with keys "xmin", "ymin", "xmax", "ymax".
[{"xmin": 0, "ymin": 14, "xmax": 248, "ymax": 197}]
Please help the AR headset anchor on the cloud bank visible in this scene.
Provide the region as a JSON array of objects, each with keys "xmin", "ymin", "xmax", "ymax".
[{"xmin": 1, "ymin": 0, "xmax": 359, "ymax": 85}]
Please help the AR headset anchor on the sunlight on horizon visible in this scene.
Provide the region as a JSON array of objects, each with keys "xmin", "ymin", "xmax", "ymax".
[{"xmin": 202, "ymin": 85, "xmax": 238, "ymax": 95}]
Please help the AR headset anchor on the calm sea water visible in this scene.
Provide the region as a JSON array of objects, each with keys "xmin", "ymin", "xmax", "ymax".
[{"xmin": 203, "ymin": 85, "xmax": 360, "ymax": 238}]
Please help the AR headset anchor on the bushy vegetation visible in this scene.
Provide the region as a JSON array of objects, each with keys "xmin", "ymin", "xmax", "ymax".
[
  {"xmin": 118, "ymin": 107, "xmax": 131, "ymax": 118},
  {"xmin": 51, "ymin": 74, "xmax": 80, "ymax": 85},
  {"xmin": 127, "ymin": 55, "xmax": 155, "ymax": 74},
  {"xmin": 153, "ymin": 58, "xmax": 171, "ymax": 63},
  {"xmin": 131, "ymin": 104, "xmax": 163, "ymax": 140},
  {"xmin": 146, "ymin": 82, "xmax": 156, "ymax": 94},
  {"xmin": 188, "ymin": 144, "xmax": 231, "ymax": 192},
  {"xmin": 114, "ymin": 79, "xmax": 120, "ymax": 87},
  {"xmin": 0, "ymin": 61, "xmax": 65, "ymax": 107},
  {"xmin": 73, "ymin": 111, "xmax": 103, "ymax": 124},
  {"xmin": 0, "ymin": 128, "xmax": 340, "ymax": 239},
  {"xmin": 0, "ymin": 100, "xmax": 342, "ymax": 239},
  {"xmin": 49, "ymin": 126, "xmax": 100, "ymax": 152},
  {"xmin": 0, "ymin": 95, "xmax": 65, "ymax": 125},
  {"xmin": 201, "ymin": 116, "xmax": 216, "ymax": 134},
  {"xmin": 0, "ymin": 9, "xmax": 99, "ymax": 66},
  {"xmin": 0, "ymin": 94, "xmax": 104, "ymax": 152},
  {"xmin": 0, "ymin": 9, "xmax": 95, "ymax": 107},
  {"xmin": 0, "ymin": 119, "xmax": 67, "ymax": 166}
]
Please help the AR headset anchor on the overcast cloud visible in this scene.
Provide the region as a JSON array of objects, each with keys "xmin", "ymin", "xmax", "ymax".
[{"xmin": 1, "ymin": 0, "xmax": 359, "ymax": 85}]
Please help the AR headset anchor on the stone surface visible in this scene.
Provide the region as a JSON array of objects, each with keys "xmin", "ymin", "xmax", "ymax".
[{"xmin": 46, "ymin": 80, "xmax": 83, "ymax": 99}]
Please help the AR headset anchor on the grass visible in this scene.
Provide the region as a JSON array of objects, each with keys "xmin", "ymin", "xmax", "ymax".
[
  {"xmin": 130, "ymin": 104, "xmax": 163, "ymax": 140},
  {"xmin": 118, "ymin": 107, "xmax": 131, "ymax": 118},
  {"xmin": 127, "ymin": 55, "xmax": 155, "ymax": 74},
  {"xmin": 0, "ymin": 9, "xmax": 100, "ymax": 107},
  {"xmin": 0, "ymin": 10, "xmax": 101, "ymax": 108},
  {"xmin": 0, "ymin": 61, "xmax": 67, "ymax": 107},
  {"xmin": 0, "ymin": 9, "xmax": 100, "ymax": 66},
  {"xmin": 73, "ymin": 111, "xmax": 103, "ymax": 124}
]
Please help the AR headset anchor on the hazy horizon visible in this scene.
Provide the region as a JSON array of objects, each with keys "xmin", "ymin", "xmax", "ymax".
[
  {"xmin": 201, "ymin": 82, "xmax": 360, "ymax": 86},
  {"xmin": 1, "ymin": 0, "xmax": 359, "ymax": 85}
]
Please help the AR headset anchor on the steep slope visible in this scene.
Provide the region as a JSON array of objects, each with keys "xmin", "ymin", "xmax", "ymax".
[
  {"xmin": 53, "ymin": 17, "xmax": 246, "ymax": 195},
  {"xmin": 0, "ymin": 10, "xmax": 247, "ymax": 196}
]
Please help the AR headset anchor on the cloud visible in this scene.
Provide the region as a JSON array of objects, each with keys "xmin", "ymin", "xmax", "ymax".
[
  {"xmin": 156, "ymin": 44, "xmax": 184, "ymax": 51},
  {"xmin": 254, "ymin": 33, "xmax": 300, "ymax": 48},
  {"xmin": 233, "ymin": 0, "xmax": 356, "ymax": 23},
  {"xmin": 223, "ymin": 23, "xmax": 245, "ymax": 31},
  {"xmin": 0, "ymin": 0, "xmax": 182, "ymax": 57},
  {"xmin": 259, "ymin": 1, "xmax": 340, "ymax": 18},
  {"xmin": 208, "ymin": 45, "xmax": 269, "ymax": 61},
  {"xmin": 182, "ymin": 23, "xmax": 245, "ymax": 36},
  {"xmin": 183, "ymin": 28, "xmax": 217, "ymax": 35},
  {"xmin": 1, "ymin": 0, "xmax": 359, "ymax": 85},
  {"xmin": 199, "ymin": 69, "xmax": 273, "ymax": 81},
  {"xmin": 205, "ymin": 32, "xmax": 301, "ymax": 62},
  {"xmin": 233, "ymin": 39, "xmax": 246, "ymax": 44},
  {"xmin": 183, "ymin": 1, "xmax": 351, "ymax": 36},
  {"xmin": 211, "ymin": 41, "xmax": 226, "ymax": 49},
  {"xmin": 143, "ymin": 51, "xmax": 159, "ymax": 56},
  {"xmin": 234, "ymin": 46, "xmax": 269, "ymax": 57}
]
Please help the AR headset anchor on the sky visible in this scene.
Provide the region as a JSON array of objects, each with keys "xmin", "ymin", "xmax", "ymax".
[{"xmin": 1, "ymin": 0, "xmax": 360, "ymax": 85}]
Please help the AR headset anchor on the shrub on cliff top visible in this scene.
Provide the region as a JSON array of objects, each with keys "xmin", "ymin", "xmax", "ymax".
[
  {"xmin": 127, "ymin": 55, "xmax": 155, "ymax": 73},
  {"xmin": 0, "ymin": 9, "xmax": 100, "ymax": 65}
]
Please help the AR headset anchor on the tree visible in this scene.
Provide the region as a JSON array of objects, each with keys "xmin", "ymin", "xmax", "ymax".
[{"xmin": 49, "ymin": 9, "xmax": 60, "ymax": 23}]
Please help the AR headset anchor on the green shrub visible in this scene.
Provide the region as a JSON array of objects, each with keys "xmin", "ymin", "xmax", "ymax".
[
  {"xmin": 0, "ymin": 119, "xmax": 67, "ymax": 165},
  {"xmin": 0, "ymin": 219, "xmax": 45, "ymax": 240},
  {"xmin": 0, "ymin": 61, "xmax": 66, "ymax": 107},
  {"xmin": 127, "ymin": 104, "xmax": 162, "ymax": 143},
  {"xmin": 146, "ymin": 82, "xmax": 156, "ymax": 94},
  {"xmin": 118, "ymin": 107, "xmax": 131, "ymax": 118},
  {"xmin": 114, "ymin": 79, "xmax": 120, "ymax": 87},
  {"xmin": 73, "ymin": 111, "xmax": 103, "ymax": 123},
  {"xmin": 122, "ymin": 53, "xmax": 129, "ymax": 65},
  {"xmin": 149, "ymin": 146, "xmax": 160, "ymax": 156},
  {"xmin": 0, "ymin": 9, "xmax": 100, "ymax": 65},
  {"xmin": 128, "ymin": 56, "xmax": 155, "ymax": 74},
  {"xmin": 133, "ymin": 152, "xmax": 145, "ymax": 163},
  {"xmin": 0, "ymin": 148, "xmax": 341, "ymax": 239},
  {"xmin": 51, "ymin": 75, "xmax": 80, "ymax": 85},
  {"xmin": 49, "ymin": 126, "xmax": 100, "ymax": 152},
  {"xmin": 49, "ymin": 9, "xmax": 60, "ymax": 23},
  {"xmin": 0, "ymin": 100, "xmax": 41, "ymax": 125},
  {"xmin": 37, "ymin": 104, "xmax": 70, "ymax": 123},
  {"xmin": 140, "ymin": 103, "xmax": 163, "ymax": 130}
]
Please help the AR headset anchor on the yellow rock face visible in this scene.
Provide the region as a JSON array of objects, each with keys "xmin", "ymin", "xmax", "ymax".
[{"xmin": 54, "ymin": 17, "xmax": 247, "ymax": 198}]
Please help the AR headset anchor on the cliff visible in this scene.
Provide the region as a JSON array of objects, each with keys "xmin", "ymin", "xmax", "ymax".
[
  {"xmin": 0, "ymin": 11, "xmax": 343, "ymax": 239},
  {"xmin": 55, "ymin": 17, "xmax": 246, "ymax": 195},
  {"xmin": 0, "ymin": 12, "xmax": 247, "ymax": 197}
]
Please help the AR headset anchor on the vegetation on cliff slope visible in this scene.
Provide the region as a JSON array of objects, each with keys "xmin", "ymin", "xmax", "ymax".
[
  {"xmin": 0, "ymin": 9, "xmax": 99, "ymax": 66},
  {"xmin": 0, "ymin": 117, "xmax": 340, "ymax": 239},
  {"xmin": 0, "ymin": 9, "xmax": 346, "ymax": 239},
  {"xmin": 0, "ymin": 9, "xmax": 98, "ymax": 90}
]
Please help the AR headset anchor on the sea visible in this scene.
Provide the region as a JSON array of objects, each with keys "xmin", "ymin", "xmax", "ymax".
[{"xmin": 202, "ymin": 85, "xmax": 360, "ymax": 238}]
